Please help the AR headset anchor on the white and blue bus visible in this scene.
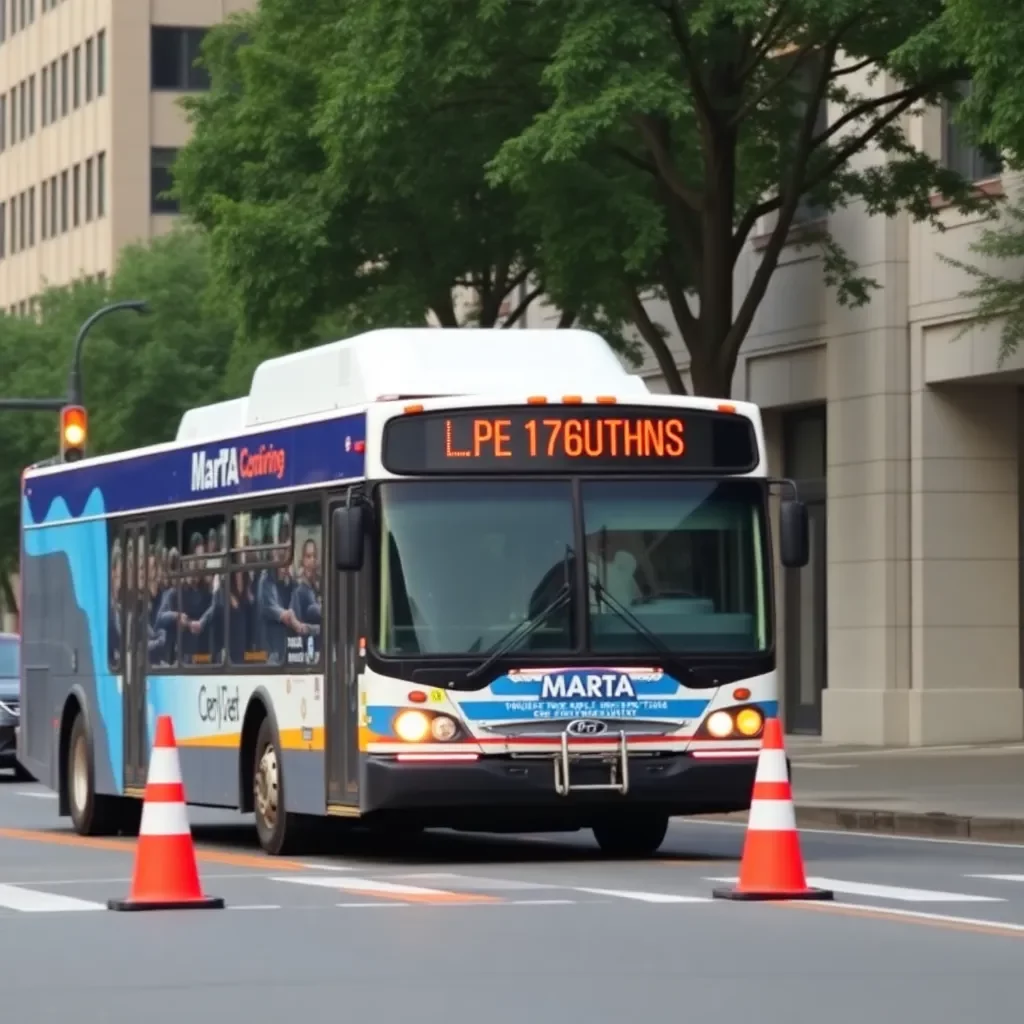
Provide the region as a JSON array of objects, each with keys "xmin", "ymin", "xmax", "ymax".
[{"xmin": 17, "ymin": 328, "xmax": 808, "ymax": 857}]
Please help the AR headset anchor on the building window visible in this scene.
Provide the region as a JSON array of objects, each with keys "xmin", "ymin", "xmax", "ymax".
[
  {"xmin": 40, "ymin": 179, "xmax": 47, "ymax": 238},
  {"xmin": 72, "ymin": 163, "xmax": 80, "ymax": 227},
  {"xmin": 18, "ymin": 81, "xmax": 25, "ymax": 141},
  {"xmin": 49, "ymin": 173, "xmax": 56, "ymax": 233},
  {"xmin": 48, "ymin": 60, "xmax": 56, "ymax": 122},
  {"xmin": 8, "ymin": 88, "xmax": 14, "ymax": 146},
  {"xmin": 85, "ymin": 37, "xmax": 93, "ymax": 102},
  {"xmin": 97, "ymin": 151, "xmax": 105, "ymax": 217},
  {"xmin": 0, "ymin": 0, "xmax": 5, "ymax": 43},
  {"xmin": 18, "ymin": 190, "xmax": 25, "ymax": 251},
  {"xmin": 150, "ymin": 147, "xmax": 179, "ymax": 213},
  {"xmin": 41, "ymin": 66, "xmax": 47, "ymax": 126},
  {"xmin": 0, "ymin": 95, "xmax": 5, "ymax": 151},
  {"xmin": 0, "ymin": 202, "xmax": 5, "ymax": 259},
  {"xmin": 59, "ymin": 169, "xmax": 67, "ymax": 232},
  {"xmin": 97, "ymin": 30, "xmax": 105, "ymax": 96},
  {"xmin": 27, "ymin": 74, "xmax": 33, "ymax": 134},
  {"xmin": 27, "ymin": 186, "xmax": 34, "ymax": 247},
  {"xmin": 151, "ymin": 27, "xmax": 210, "ymax": 90},
  {"xmin": 72, "ymin": 45, "xmax": 80, "ymax": 109},
  {"xmin": 59, "ymin": 53, "xmax": 68, "ymax": 117},
  {"xmin": 85, "ymin": 157, "xmax": 93, "ymax": 221},
  {"xmin": 943, "ymin": 80, "xmax": 1003, "ymax": 183}
]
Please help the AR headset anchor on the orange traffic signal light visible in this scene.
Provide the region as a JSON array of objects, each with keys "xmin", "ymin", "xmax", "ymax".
[{"xmin": 60, "ymin": 405, "xmax": 87, "ymax": 462}]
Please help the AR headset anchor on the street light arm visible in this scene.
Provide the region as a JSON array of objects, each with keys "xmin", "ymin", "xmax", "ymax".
[{"xmin": 66, "ymin": 300, "xmax": 150, "ymax": 406}]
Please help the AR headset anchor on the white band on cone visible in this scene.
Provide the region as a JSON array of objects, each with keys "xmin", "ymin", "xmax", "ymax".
[
  {"xmin": 146, "ymin": 747, "xmax": 183, "ymax": 785},
  {"xmin": 753, "ymin": 748, "xmax": 788, "ymax": 784},
  {"xmin": 139, "ymin": 800, "xmax": 191, "ymax": 837},
  {"xmin": 747, "ymin": 798, "xmax": 797, "ymax": 832}
]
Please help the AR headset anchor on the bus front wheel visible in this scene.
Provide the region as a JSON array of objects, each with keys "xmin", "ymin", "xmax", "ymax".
[
  {"xmin": 591, "ymin": 814, "xmax": 669, "ymax": 858},
  {"xmin": 66, "ymin": 712, "xmax": 122, "ymax": 837},
  {"xmin": 253, "ymin": 717, "xmax": 306, "ymax": 856}
]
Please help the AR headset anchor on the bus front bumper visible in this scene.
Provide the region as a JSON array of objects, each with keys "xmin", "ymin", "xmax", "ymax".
[{"xmin": 360, "ymin": 750, "xmax": 757, "ymax": 825}]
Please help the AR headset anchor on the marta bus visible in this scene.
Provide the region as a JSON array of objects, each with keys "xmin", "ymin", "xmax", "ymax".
[{"xmin": 17, "ymin": 328, "xmax": 808, "ymax": 857}]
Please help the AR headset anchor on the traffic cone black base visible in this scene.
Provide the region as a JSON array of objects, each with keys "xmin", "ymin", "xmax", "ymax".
[
  {"xmin": 712, "ymin": 886, "xmax": 833, "ymax": 902},
  {"xmin": 108, "ymin": 896, "xmax": 225, "ymax": 912}
]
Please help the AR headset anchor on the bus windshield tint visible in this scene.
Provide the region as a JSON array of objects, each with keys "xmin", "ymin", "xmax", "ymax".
[
  {"xmin": 376, "ymin": 481, "xmax": 576, "ymax": 656},
  {"xmin": 582, "ymin": 480, "xmax": 768, "ymax": 653}
]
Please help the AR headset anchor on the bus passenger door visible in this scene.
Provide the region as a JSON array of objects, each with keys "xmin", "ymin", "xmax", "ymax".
[
  {"xmin": 325, "ymin": 500, "xmax": 359, "ymax": 808},
  {"xmin": 122, "ymin": 524, "xmax": 149, "ymax": 791}
]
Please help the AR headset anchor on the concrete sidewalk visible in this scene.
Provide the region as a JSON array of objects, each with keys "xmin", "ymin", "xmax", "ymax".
[{"xmin": 733, "ymin": 738, "xmax": 1024, "ymax": 842}]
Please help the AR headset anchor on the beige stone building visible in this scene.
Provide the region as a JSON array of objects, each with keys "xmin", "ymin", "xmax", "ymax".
[
  {"xmin": 2, "ymin": 13, "xmax": 1021, "ymax": 745},
  {"xmin": 0, "ymin": 0, "xmax": 250, "ymax": 314}
]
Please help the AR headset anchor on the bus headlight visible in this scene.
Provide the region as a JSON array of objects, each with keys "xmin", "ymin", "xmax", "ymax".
[
  {"xmin": 394, "ymin": 710, "xmax": 432, "ymax": 743},
  {"xmin": 705, "ymin": 711, "xmax": 734, "ymax": 738},
  {"xmin": 735, "ymin": 707, "xmax": 764, "ymax": 737},
  {"xmin": 430, "ymin": 715, "xmax": 458, "ymax": 742}
]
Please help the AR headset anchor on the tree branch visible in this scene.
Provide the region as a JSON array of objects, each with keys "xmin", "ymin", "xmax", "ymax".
[
  {"xmin": 501, "ymin": 286, "xmax": 543, "ymax": 328},
  {"xmin": 609, "ymin": 144, "xmax": 657, "ymax": 175},
  {"xmin": 632, "ymin": 114, "xmax": 702, "ymax": 210},
  {"xmin": 810, "ymin": 80, "xmax": 942, "ymax": 153},
  {"xmin": 721, "ymin": 39, "xmax": 838, "ymax": 373},
  {"xmin": 660, "ymin": 0, "xmax": 714, "ymax": 130},
  {"xmin": 730, "ymin": 40, "xmax": 820, "ymax": 125},
  {"xmin": 627, "ymin": 287, "xmax": 687, "ymax": 394},
  {"xmin": 740, "ymin": 2, "xmax": 794, "ymax": 79},
  {"xmin": 557, "ymin": 308, "xmax": 577, "ymax": 329},
  {"xmin": 829, "ymin": 56, "xmax": 875, "ymax": 79}
]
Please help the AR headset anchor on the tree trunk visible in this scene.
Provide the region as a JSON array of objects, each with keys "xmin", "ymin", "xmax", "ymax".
[{"xmin": 687, "ymin": 350, "xmax": 733, "ymax": 398}]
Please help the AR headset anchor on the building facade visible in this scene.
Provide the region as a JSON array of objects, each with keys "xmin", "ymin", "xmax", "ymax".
[
  {"xmin": 632, "ymin": 74, "xmax": 1024, "ymax": 746},
  {"xmin": 0, "ymin": 0, "xmax": 251, "ymax": 313}
]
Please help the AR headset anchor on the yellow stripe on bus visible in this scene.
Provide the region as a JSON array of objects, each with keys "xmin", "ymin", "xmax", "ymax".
[{"xmin": 177, "ymin": 727, "xmax": 324, "ymax": 752}]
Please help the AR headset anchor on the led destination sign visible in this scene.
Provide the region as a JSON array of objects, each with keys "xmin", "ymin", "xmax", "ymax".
[{"xmin": 382, "ymin": 405, "xmax": 758, "ymax": 474}]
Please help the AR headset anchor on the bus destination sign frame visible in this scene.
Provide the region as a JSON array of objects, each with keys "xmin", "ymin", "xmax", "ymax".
[{"xmin": 381, "ymin": 405, "xmax": 759, "ymax": 475}]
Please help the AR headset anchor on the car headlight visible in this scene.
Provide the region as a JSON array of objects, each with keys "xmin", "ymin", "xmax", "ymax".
[{"xmin": 705, "ymin": 710, "xmax": 734, "ymax": 738}]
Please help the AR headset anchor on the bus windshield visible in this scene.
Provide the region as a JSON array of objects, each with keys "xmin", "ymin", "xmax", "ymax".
[{"xmin": 374, "ymin": 478, "xmax": 769, "ymax": 661}]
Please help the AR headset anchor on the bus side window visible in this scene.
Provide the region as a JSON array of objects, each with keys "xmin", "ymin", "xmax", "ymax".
[
  {"xmin": 107, "ymin": 528, "xmax": 122, "ymax": 673},
  {"xmin": 149, "ymin": 521, "xmax": 178, "ymax": 668},
  {"xmin": 181, "ymin": 514, "xmax": 225, "ymax": 667},
  {"xmin": 287, "ymin": 502, "xmax": 323, "ymax": 669}
]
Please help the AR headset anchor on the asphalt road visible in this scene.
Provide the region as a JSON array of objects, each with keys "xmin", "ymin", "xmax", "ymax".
[{"xmin": 2, "ymin": 768, "xmax": 1024, "ymax": 1022}]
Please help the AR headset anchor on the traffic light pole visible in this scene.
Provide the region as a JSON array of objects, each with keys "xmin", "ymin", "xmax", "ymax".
[{"xmin": 66, "ymin": 299, "xmax": 149, "ymax": 406}]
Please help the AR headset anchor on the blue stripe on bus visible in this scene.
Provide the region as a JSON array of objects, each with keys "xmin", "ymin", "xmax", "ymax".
[
  {"xmin": 22, "ymin": 489, "xmax": 123, "ymax": 792},
  {"xmin": 22, "ymin": 412, "xmax": 367, "ymax": 523}
]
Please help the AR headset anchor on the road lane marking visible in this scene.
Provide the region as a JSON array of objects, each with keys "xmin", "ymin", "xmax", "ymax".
[
  {"xmin": 575, "ymin": 886, "xmax": 712, "ymax": 903},
  {"xmin": 706, "ymin": 875, "xmax": 1002, "ymax": 902},
  {"xmin": 0, "ymin": 883, "xmax": 104, "ymax": 912},
  {"xmin": 390, "ymin": 872, "xmax": 558, "ymax": 891},
  {"xmin": 15, "ymin": 790, "xmax": 57, "ymax": 799},
  {"xmin": 271, "ymin": 874, "xmax": 500, "ymax": 904},
  {"xmin": 337, "ymin": 902, "xmax": 410, "ymax": 908},
  {"xmin": 787, "ymin": 900, "xmax": 1024, "ymax": 938},
  {"xmin": 0, "ymin": 826, "xmax": 311, "ymax": 871},
  {"xmin": 229, "ymin": 904, "xmax": 282, "ymax": 911},
  {"xmin": 965, "ymin": 874, "xmax": 1024, "ymax": 882},
  {"xmin": 685, "ymin": 819, "xmax": 1024, "ymax": 850}
]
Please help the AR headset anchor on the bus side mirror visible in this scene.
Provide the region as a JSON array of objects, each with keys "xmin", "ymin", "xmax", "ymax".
[
  {"xmin": 782, "ymin": 501, "xmax": 806, "ymax": 573},
  {"xmin": 333, "ymin": 505, "xmax": 367, "ymax": 572},
  {"xmin": 780, "ymin": 499, "xmax": 809, "ymax": 569}
]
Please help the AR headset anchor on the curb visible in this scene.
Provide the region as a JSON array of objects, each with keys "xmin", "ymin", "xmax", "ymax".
[{"xmin": 696, "ymin": 807, "xmax": 1024, "ymax": 844}]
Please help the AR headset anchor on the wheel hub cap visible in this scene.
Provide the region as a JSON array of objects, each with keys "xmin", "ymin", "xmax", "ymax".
[{"xmin": 255, "ymin": 746, "xmax": 279, "ymax": 829}]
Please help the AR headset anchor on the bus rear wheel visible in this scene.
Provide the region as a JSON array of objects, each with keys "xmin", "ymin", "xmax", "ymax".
[
  {"xmin": 253, "ymin": 717, "xmax": 306, "ymax": 856},
  {"xmin": 66, "ymin": 712, "xmax": 122, "ymax": 837},
  {"xmin": 592, "ymin": 813, "xmax": 669, "ymax": 858}
]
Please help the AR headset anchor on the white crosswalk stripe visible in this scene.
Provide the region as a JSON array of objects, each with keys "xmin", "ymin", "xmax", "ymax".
[
  {"xmin": 0, "ymin": 884, "xmax": 105, "ymax": 913},
  {"xmin": 707, "ymin": 875, "xmax": 1004, "ymax": 903}
]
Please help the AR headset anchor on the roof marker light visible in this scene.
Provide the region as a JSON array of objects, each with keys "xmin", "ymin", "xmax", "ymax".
[
  {"xmin": 403, "ymin": 404, "xmax": 424, "ymax": 414},
  {"xmin": 718, "ymin": 403, "xmax": 736, "ymax": 414},
  {"xmin": 561, "ymin": 395, "xmax": 583, "ymax": 404},
  {"xmin": 596, "ymin": 396, "xmax": 617, "ymax": 404},
  {"xmin": 527, "ymin": 396, "xmax": 548, "ymax": 405}
]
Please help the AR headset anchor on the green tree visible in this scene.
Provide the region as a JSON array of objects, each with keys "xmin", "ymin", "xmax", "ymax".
[
  {"xmin": 930, "ymin": 0, "xmax": 1024, "ymax": 364},
  {"xmin": 0, "ymin": 228, "xmax": 235, "ymax": 615},
  {"xmin": 173, "ymin": 0, "xmax": 556, "ymax": 353}
]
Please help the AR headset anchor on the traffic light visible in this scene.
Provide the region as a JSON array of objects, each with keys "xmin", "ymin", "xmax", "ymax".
[{"xmin": 59, "ymin": 404, "xmax": 88, "ymax": 462}]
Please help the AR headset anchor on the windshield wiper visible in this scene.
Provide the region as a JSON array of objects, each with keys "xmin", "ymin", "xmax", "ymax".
[
  {"xmin": 588, "ymin": 575, "xmax": 693, "ymax": 683},
  {"xmin": 464, "ymin": 547, "xmax": 574, "ymax": 683}
]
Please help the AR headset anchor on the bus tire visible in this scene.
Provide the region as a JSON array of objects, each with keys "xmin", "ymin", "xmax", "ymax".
[
  {"xmin": 592, "ymin": 813, "xmax": 669, "ymax": 858},
  {"xmin": 66, "ymin": 712, "xmax": 121, "ymax": 837},
  {"xmin": 253, "ymin": 717, "xmax": 305, "ymax": 856}
]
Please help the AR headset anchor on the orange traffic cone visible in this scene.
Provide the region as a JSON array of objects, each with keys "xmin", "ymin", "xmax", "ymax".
[
  {"xmin": 712, "ymin": 717, "xmax": 832, "ymax": 901},
  {"xmin": 108, "ymin": 715, "xmax": 224, "ymax": 911}
]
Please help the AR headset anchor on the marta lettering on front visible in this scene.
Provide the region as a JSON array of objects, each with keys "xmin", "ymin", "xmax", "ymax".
[{"xmin": 540, "ymin": 673, "xmax": 638, "ymax": 700}]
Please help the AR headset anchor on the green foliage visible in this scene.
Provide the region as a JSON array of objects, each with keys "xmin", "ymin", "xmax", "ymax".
[
  {"xmin": 934, "ymin": 0, "xmax": 1024, "ymax": 363},
  {"xmin": 176, "ymin": 0, "xmax": 991, "ymax": 397},
  {"xmin": 0, "ymin": 228, "xmax": 234, "ymax": 603}
]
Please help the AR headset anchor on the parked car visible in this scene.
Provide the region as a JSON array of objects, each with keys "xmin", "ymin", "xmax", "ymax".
[{"xmin": 0, "ymin": 633, "xmax": 31, "ymax": 780}]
